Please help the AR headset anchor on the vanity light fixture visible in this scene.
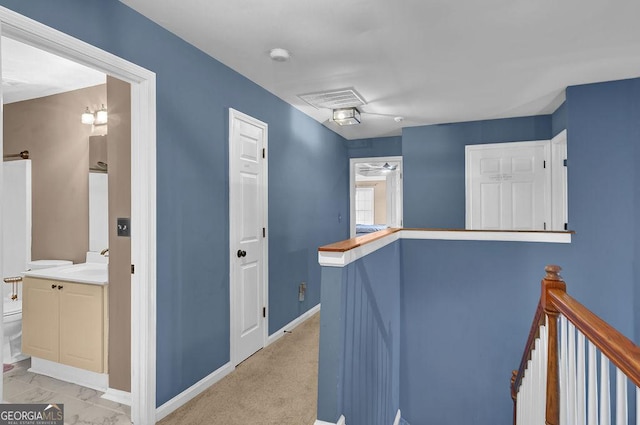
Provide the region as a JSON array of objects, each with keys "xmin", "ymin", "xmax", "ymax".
[
  {"xmin": 81, "ymin": 104, "xmax": 108, "ymax": 125},
  {"xmin": 95, "ymin": 104, "xmax": 108, "ymax": 125},
  {"xmin": 332, "ymin": 107, "xmax": 361, "ymax": 126},
  {"xmin": 81, "ymin": 107, "xmax": 95, "ymax": 125}
]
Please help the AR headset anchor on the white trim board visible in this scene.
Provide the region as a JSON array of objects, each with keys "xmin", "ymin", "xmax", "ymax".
[
  {"xmin": 266, "ymin": 304, "xmax": 321, "ymax": 346},
  {"xmin": 155, "ymin": 362, "xmax": 234, "ymax": 422},
  {"xmin": 393, "ymin": 409, "xmax": 402, "ymax": 425},
  {"xmin": 314, "ymin": 410, "xmax": 398, "ymax": 425},
  {"xmin": 102, "ymin": 388, "xmax": 132, "ymax": 406},
  {"xmin": 318, "ymin": 229, "xmax": 571, "ymax": 267},
  {"xmin": 29, "ymin": 357, "xmax": 108, "ymax": 392},
  {"xmin": 0, "ymin": 7, "xmax": 157, "ymax": 424},
  {"xmin": 315, "ymin": 415, "xmax": 346, "ymax": 425}
]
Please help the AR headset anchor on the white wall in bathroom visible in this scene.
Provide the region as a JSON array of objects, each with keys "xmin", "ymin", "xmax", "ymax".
[
  {"xmin": 2, "ymin": 160, "xmax": 32, "ymax": 297},
  {"xmin": 89, "ymin": 172, "xmax": 108, "ymax": 253}
]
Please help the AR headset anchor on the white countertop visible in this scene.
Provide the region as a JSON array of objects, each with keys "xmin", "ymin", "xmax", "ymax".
[{"xmin": 23, "ymin": 262, "xmax": 108, "ymax": 286}]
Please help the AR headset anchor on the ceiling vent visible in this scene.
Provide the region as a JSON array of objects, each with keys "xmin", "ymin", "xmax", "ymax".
[{"xmin": 298, "ymin": 88, "xmax": 366, "ymax": 110}]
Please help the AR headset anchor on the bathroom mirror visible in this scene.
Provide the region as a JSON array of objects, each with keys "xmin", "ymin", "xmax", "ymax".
[{"xmin": 89, "ymin": 135, "xmax": 108, "ymax": 251}]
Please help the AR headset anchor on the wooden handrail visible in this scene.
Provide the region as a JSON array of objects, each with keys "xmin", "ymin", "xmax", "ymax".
[
  {"xmin": 512, "ymin": 265, "xmax": 640, "ymax": 425},
  {"xmin": 547, "ymin": 287, "xmax": 640, "ymax": 388}
]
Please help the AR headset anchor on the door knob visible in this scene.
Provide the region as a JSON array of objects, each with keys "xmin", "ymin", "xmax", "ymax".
[{"xmin": 237, "ymin": 250, "xmax": 247, "ymax": 258}]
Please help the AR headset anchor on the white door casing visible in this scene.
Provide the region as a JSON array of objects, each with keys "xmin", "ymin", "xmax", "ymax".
[
  {"xmin": 0, "ymin": 8, "xmax": 157, "ymax": 423},
  {"xmin": 229, "ymin": 108, "xmax": 268, "ymax": 365},
  {"xmin": 550, "ymin": 130, "xmax": 568, "ymax": 231},
  {"xmin": 349, "ymin": 156, "xmax": 403, "ymax": 237},
  {"xmin": 466, "ymin": 140, "xmax": 551, "ymax": 230}
]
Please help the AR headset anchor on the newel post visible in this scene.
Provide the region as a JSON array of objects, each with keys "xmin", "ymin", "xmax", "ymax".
[{"xmin": 541, "ymin": 265, "xmax": 566, "ymax": 425}]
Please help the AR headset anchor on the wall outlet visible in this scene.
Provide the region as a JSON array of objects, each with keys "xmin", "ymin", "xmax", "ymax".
[{"xmin": 298, "ymin": 282, "xmax": 306, "ymax": 302}]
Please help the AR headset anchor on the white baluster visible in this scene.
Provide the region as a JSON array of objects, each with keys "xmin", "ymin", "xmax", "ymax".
[
  {"xmin": 635, "ymin": 386, "xmax": 639, "ymax": 425},
  {"xmin": 523, "ymin": 366, "xmax": 530, "ymax": 425},
  {"xmin": 577, "ymin": 331, "xmax": 586, "ymax": 425},
  {"xmin": 533, "ymin": 337, "xmax": 541, "ymax": 425},
  {"xmin": 615, "ymin": 368, "xmax": 627, "ymax": 425},
  {"xmin": 541, "ymin": 324, "xmax": 549, "ymax": 425},
  {"xmin": 600, "ymin": 356, "xmax": 611, "ymax": 425},
  {"xmin": 560, "ymin": 316, "xmax": 569, "ymax": 425},
  {"xmin": 588, "ymin": 342, "xmax": 598, "ymax": 425},
  {"xmin": 516, "ymin": 384, "xmax": 521, "ymax": 425},
  {"xmin": 568, "ymin": 321, "xmax": 577, "ymax": 425}
]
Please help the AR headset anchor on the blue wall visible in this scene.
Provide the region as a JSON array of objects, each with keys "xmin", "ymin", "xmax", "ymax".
[
  {"xmin": 401, "ymin": 239, "xmax": 571, "ymax": 424},
  {"xmin": 551, "ymin": 101, "xmax": 567, "ymax": 137},
  {"xmin": 400, "ymin": 78, "xmax": 640, "ymax": 424},
  {"xmin": 347, "ymin": 136, "xmax": 402, "ymax": 158},
  {"xmin": 564, "ymin": 78, "xmax": 640, "ymax": 344},
  {"xmin": 402, "ymin": 116, "xmax": 552, "ymax": 228},
  {"xmin": 318, "ymin": 241, "xmax": 401, "ymax": 425},
  {"xmin": 0, "ymin": 0, "xmax": 349, "ymax": 405}
]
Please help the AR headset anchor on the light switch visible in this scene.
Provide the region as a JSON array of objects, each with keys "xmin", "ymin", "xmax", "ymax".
[{"xmin": 117, "ymin": 218, "xmax": 131, "ymax": 237}]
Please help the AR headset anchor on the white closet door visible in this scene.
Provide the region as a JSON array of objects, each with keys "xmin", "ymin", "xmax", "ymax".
[{"xmin": 466, "ymin": 141, "xmax": 551, "ymax": 230}]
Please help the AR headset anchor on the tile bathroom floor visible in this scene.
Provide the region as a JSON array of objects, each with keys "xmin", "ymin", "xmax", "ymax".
[{"xmin": 3, "ymin": 359, "xmax": 131, "ymax": 425}]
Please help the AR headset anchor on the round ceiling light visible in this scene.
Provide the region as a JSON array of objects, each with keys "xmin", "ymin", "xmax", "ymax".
[
  {"xmin": 394, "ymin": 116, "xmax": 404, "ymax": 123},
  {"xmin": 269, "ymin": 48, "xmax": 290, "ymax": 62}
]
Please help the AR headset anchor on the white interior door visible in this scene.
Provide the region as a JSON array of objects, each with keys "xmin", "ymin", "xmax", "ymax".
[
  {"xmin": 229, "ymin": 108, "xmax": 267, "ymax": 365},
  {"xmin": 466, "ymin": 141, "xmax": 551, "ymax": 230},
  {"xmin": 550, "ymin": 130, "xmax": 568, "ymax": 230}
]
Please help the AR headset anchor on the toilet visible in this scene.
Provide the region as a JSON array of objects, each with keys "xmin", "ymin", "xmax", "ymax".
[{"xmin": 3, "ymin": 259, "xmax": 72, "ymax": 364}]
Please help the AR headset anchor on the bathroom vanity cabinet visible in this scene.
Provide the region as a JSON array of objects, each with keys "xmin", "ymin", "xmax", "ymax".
[{"xmin": 22, "ymin": 276, "xmax": 108, "ymax": 373}]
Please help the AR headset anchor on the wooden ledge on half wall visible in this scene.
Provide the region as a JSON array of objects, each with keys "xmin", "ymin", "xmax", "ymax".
[{"xmin": 318, "ymin": 228, "xmax": 575, "ymax": 253}]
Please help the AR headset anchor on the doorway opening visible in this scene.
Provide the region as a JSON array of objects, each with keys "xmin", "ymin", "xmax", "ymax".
[
  {"xmin": 0, "ymin": 8, "xmax": 156, "ymax": 425},
  {"xmin": 349, "ymin": 156, "xmax": 403, "ymax": 237}
]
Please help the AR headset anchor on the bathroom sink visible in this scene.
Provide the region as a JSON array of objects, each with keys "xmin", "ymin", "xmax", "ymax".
[
  {"xmin": 57, "ymin": 263, "xmax": 106, "ymax": 276},
  {"xmin": 23, "ymin": 262, "xmax": 108, "ymax": 285}
]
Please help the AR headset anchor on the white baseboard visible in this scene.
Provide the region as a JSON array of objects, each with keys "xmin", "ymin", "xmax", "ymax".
[
  {"xmin": 29, "ymin": 357, "xmax": 108, "ymax": 392},
  {"xmin": 314, "ymin": 410, "xmax": 397, "ymax": 425},
  {"xmin": 393, "ymin": 409, "xmax": 401, "ymax": 425},
  {"xmin": 266, "ymin": 303, "xmax": 320, "ymax": 346},
  {"xmin": 101, "ymin": 388, "xmax": 131, "ymax": 406},
  {"xmin": 314, "ymin": 415, "xmax": 346, "ymax": 425},
  {"xmin": 155, "ymin": 362, "xmax": 234, "ymax": 421}
]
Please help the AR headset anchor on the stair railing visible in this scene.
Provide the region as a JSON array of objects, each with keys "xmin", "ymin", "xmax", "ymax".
[{"xmin": 512, "ymin": 265, "xmax": 640, "ymax": 425}]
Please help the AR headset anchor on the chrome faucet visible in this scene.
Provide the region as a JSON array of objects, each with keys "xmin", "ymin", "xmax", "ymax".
[{"xmin": 100, "ymin": 248, "xmax": 109, "ymax": 256}]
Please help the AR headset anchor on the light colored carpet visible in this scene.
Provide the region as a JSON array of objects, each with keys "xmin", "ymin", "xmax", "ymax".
[{"xmin": 159, "ymin": 312, "xmax": 319, "ymax": 425}]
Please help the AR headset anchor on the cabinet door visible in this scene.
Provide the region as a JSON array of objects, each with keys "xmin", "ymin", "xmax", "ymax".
[
  {"xmin": 58, "ymin": 282, "xmax": 104, "ymax": 373},
  {"xmin": 22, "ymin": 277, "xmax": 60, "ymax": 362}
]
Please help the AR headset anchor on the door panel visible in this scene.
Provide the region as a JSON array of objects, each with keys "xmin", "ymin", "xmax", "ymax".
[
  {"xmin": 480, "ymin": 183, "xmax": 501, "ymax": 229},
  {"xmin": 22, "ymin": 278, "xmax": 59, "ymax": 361},
  {"xmin": 467, "ymin": 141, "xmax": 550, "ymax": 230},
  {"xmin": 229, "ymin": 109, "xmax": 267, "ymax": 365},
  {"xmin": 59, "ymin": 282, "xmax": 104, "ymax": 372}
]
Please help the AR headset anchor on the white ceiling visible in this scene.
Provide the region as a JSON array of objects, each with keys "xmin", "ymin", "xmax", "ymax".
[
  {"xmin": 121, "ymin": 0, "xmax": 640, "ymax": 140},
  {"xmin": 1, "ymin": 37, "xmax": 105, "ymax": 105}
]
